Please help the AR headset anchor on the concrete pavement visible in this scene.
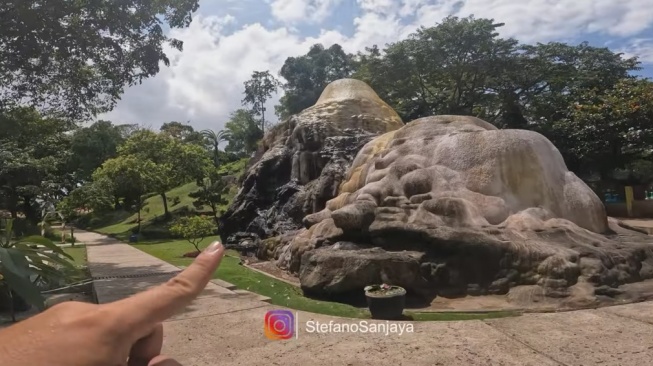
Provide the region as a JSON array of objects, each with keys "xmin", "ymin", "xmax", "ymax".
[{"xmin": 79, "ymin": 230, "xmax": 653, "ymax": 366}]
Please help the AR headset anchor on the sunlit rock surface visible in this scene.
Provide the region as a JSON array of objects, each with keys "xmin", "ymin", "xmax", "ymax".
[
  {"xmin": 220, "ymin": 79, "xmax": 403, "ymax": 241},
  {"xmin": 278, "ymin": 115, "xmax": 653, "ymax": 309}
]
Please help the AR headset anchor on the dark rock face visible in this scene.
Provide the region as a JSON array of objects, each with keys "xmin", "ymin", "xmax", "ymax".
[
  {"xmin": 219, "ymin": 79, "xmax": 404, "ymax": 242},
  {"xmin": 224, "ymin": 232, "xmax": 261, "ymax": 255}
]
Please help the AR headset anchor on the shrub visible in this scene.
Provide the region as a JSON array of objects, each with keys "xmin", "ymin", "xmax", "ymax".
[{"xmin": 169, "ymin": 216, "xmax": 215, "ymax": 252}]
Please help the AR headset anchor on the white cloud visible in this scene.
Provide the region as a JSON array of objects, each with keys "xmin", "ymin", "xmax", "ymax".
[
  {"xmin": 620, "ymin": 38, "xmax": 653, "ymax": 63},
  {"xmin": 269, "ymin": 0, "xmax": 343, "ymax": 24},
  {"xmin": 100, "ymin": 0, "xmax": 653, "ymax": 131}
]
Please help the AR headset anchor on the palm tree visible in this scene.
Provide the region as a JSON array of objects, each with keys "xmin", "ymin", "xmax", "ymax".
[{"xmin": 201, "ymin": 129, "xmax": 230, "ymax": 167}]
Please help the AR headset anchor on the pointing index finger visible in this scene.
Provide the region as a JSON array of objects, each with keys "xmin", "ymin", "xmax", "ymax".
[{"xmin": 109, "ymin": 241, "xmax": 225, "ymax": 330}]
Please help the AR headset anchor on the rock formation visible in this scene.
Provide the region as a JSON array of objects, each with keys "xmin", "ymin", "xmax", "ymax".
[
  {"xmin": 280, "ymin": 116, "xmax": 653, "ymax": 308},
  {"xmin": 220, "ymin": 79, "xmax": 403, "ymax": 242},
  {"xmin": 224, "ymin": 79, "xmax": 653, "ymax": 309}
]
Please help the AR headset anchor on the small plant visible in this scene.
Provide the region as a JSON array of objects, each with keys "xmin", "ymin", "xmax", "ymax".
[
  {"xmin": 0, "ymin": 219, "xmax": 77, "ymax": 320},
  {"xmin": 364, "ymin": 284, "xmax": 405, "ymax": 296},
  {"xmin": 169, "ymin": 216, "xmax": 215, "ymax": 253}
]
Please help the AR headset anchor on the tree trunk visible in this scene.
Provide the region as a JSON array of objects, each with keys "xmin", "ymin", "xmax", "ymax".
[
  {"xmin": 161, "ymin": 193, "xmax": 169, "ymax": 218},
  {"xmin": 137, "ymin": 206, "xmax": 142, "ymax": 233},
  {"xmin": 211, "ymin": 204, "xmax": 219, "ymax": 226}
]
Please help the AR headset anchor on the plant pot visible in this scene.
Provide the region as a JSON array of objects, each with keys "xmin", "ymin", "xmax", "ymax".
[{"xmin": 365, "ymin": 287, "xmax": 406, "ymax": 320}]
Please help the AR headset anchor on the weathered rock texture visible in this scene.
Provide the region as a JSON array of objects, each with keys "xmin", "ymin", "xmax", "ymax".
[
  {"xmin": 220, "ymin": 79, "xmax": 403, "ymax": 241},
  {"xmin": 276, "ymin": 115, "xmax": 653, "ymax": 308}
]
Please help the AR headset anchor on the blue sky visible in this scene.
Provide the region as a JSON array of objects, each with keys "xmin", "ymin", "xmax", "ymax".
[{"xmin": 101, "ymin": 0, "xmax": 653, "ymax": 131}]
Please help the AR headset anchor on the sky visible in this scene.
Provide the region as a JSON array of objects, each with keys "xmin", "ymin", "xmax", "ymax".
[{"xmin": 99, "ymin": 0, "xmax": 653, "ymax": 132}]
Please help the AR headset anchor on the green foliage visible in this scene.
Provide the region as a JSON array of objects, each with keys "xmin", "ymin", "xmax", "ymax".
[
  {"xmin": 116, "ymin": 130, "xmax": 212, "ymax": 216},
  {"xmin": 160, "ymin": 121, "xmax": 203, "ymax": 144},
  {"xmin": 190, "ymin": 169, "xmax": 230, "ymax": 222},
  {"xmin": 168, "ymin": 216, "xmax": 215, "ymax": 252},
  {"xmin": 201, "ymin": 129, "xmax": 231, "ymax": 167},
  {"xmin": 224, "ymin": 109, "xmax": 264, "ymax": 157},
  {"xmin": 550, "ymin": 78, "xmax": 653, "ymax": 182},
  {"xmin": 242, "ymin": 70, "xmax": 281, "ymax": 131},
  {"xmin": 0, "ymin": 0, "xmax": 201, "ymax": 120},
  {"xmin": 69, "ymin": 121, "xmax": 125, "ymax": 182},
  {"xmin": 0, "ymin": 219, "xmax": 77, "ymax": 312},
  {"xmin": 276, "ymin": 44, "xmax": 356, "ymax": 119},
  {"xmin": 0, "ymin": 107, "xmax": 75, "ymax": 224}
]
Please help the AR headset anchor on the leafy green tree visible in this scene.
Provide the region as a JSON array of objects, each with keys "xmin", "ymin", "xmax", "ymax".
[
  {"xmin": 69, "ymin": 121, "xmax": 125, "ymax": 182},
  {"xmin": 92, "ymin": 156, "xmax": 160, "ymax": 232},
  {"xmin": 276, "ymin": 44, "xmax": 355, "ymax": 119},
  {"xmin": 549, "ymin": 78, "xmax": 653, "ymax": 183},
  {"xmin": 0, "ymin": 107, "xmax": 74, "ymax": 223},
  {"xmin": 0, "ymin": 0, "xmax": 201, "ymax": 120},
  {"xmin": 243, "ymin": 70, "xmax": 280, "ymax": 132},
  {"xmin": 356, "ymin": 16, "xmax": 519, "ymax": 122},
  {"xmin": 190, "ymin": 169, "xmax": 230, "ymax": 224},
  {"xmin": 224, "ymin": 109, "xmax": 263, "ymax": 157},
  {"xmin": 160, "ymin": 121, "xmax": 203, "ymax": 144},
  {"xmin": 169, "ymin": 216, "xmax": 215, "ymax": 253},
  {"xmin": 118, "ymin": 130, "xmax": 211, "ymax": 217},
  {"xmin": 201, "ymin": 129, "xmax": 231, "ymax": 167}
]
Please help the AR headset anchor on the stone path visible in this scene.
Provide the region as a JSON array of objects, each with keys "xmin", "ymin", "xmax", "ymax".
[{"xmin": 78, "ymin": 230, "xmax": 653, "ymax": 366}]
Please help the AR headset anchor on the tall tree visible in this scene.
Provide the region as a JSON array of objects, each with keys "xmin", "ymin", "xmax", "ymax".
[
  {"xmin": 549, "ymin": 78, "xmax": 653, "ymax": 183},
  {"xmin": 118, "ymin": 130, "xmax": 210, "ymax": 217},
  {"xmin": 160, "ymin": 121, "xmax": 195, "ymax": 140},
  {"xmin": 0, "ymin": 0, "xmax": 201, "ymax": 120},
  {"xmin": 92, "ymin": 156, "xmax": 160, "ymax": 233},
  {"xmin": 242, "ymin": 70, "xmax": 280, "ymax": 132},
  {"xmin": 201, "ymin": 129, "xmax": 231, "ymax": 167},
  {"xmin": 355, "ymin": 16, "xmax": 519, "ymax": 122},
  {"xmin": 223, "ymin": 109, "xmax": 263, "ymax": 157},
  {"xmin": 69, "ymin": 121, "xmax": 125, "ymax": 182},
  {"xmin": 276, "ymin": 44, "xmax": 355, "ymax": 119},
  {"xmin": 0, "ymin": 107, "xmax": 74, "ymax": 223}
]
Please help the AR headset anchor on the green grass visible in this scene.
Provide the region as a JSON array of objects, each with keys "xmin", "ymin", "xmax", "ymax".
[
  {"xmin": 63, "ymin": 245, "xmax": 87, "ymax": 267},
  {"xmin": 89, "ymin": 158, "xmax": 249, "ymax": 240},
  {"xmin": 95, "ymin": 181, "xmax": 201, "ymax": 236},
  {"xmin": 133, "ymin": 238, "xmax": 520, "ymax": 321}
]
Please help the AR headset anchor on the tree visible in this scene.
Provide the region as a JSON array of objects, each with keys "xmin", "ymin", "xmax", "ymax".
[
  {"xmin": 69, "ymin": 121, "xmax": 125, "ymax": 182},
  {"xmin": 169, "ymin": 216, "xmax": 215, "ymax": 253},
  {"xmin": 549, "ymin": 78, "xmax": 653, "ymax": 184},
  {"xmin": 201, "ymin": 129, "xmax": 231, "ymax": 167},
  {"xmin": 118, "ymin": 130, "xmax": 211, "ymax": 218},
  {"xmin": 223, "ymin": 109, "xmax": 263, "ymax": 157},
  {"xmin": 0, "ymin": 107, "xmax": 74, "ymax": 224},
  {"xmin": 92, "ymin": 156, "xmax": 160, "ymax": 233},
  {"xmin": 189, "ymin": 169, "xmax": 230, "ymax": 224},
  {"xmin": 355, "ymin": 16, "xmax": 519, "ymax": 122},
  {"xmin": 276, "ymin": 44, "xmax": 355, "ymax": 119},
  {"xmin": 0, "ymin": 0, "xmax": 201, "ymax": 120},
  {"xmin": 160, "ymin": 121, "xmax": 204, "ymax": 144},
  {"xmin": 242, "ymin": 70, "xmax": 280, "ymax": 132}
]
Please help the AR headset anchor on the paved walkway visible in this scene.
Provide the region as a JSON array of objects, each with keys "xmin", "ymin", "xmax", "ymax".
[{"xmin": 78, "ymin": 230, "xmax": 653, "ymax": 366}]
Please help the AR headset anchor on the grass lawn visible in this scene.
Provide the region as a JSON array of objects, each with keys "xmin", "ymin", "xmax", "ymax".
[
  {"xmin": 63, "ymin": 245, "xmax": 87, "ymax": 267},
  {"xmin": 133, "ymin": 238, "xmax": 519, "ymax": 321},
  {"xmin": 91, "ymin": 158, "xmax": 249, "ymax": 240}
]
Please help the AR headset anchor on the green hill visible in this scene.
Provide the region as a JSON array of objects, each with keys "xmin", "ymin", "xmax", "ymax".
[{"xmin": 85, "ymin": 158, "xmax": 248, "ymax": 240}]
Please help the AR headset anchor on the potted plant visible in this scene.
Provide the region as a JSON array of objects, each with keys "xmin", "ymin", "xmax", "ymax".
[{"xmin": 364, "ymin": 283, "xmax": 406, "ymax": 320}]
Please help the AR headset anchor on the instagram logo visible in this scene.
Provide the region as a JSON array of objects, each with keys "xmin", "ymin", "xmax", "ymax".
[{"xmin": 264, "ymin": 310, "xmax": 295, "ymax": 340}]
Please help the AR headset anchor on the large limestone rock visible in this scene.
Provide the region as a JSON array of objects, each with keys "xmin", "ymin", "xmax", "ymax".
[
  {"xmin": 220, "ymin": 79, "xmax": 403, "ymax": 241},
  {"xmin": 278, "ymin": 115, "xmax": 653, "ymax": 308}
]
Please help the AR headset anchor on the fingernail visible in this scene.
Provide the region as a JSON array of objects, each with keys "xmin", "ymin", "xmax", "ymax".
[{"xmin": 205, "ymin": 241, "xmax": 224, "ymax": 255}]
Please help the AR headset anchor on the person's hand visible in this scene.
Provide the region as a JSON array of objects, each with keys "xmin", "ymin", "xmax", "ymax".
[{"xmin": 0, "ymin": 241, "xmax": 225, "ymax": 366}]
